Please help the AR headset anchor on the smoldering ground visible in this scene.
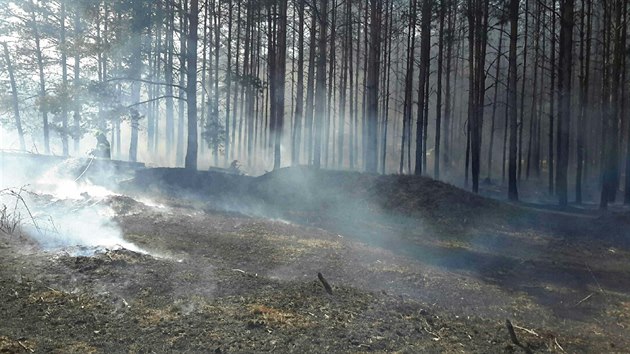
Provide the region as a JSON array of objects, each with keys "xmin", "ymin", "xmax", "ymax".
[
  {"xmin": 1, "ymin": 158, "xmax": 630, "ymax": 351},
  {"xmin": 0, "ymin": 151, "xmax": 147, "ymax": 255}
]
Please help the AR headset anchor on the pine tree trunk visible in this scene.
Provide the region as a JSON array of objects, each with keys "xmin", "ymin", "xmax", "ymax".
[
  {"xmin": 165, "ymin": 5, "xmax": 175, "ymax": 158},
  {"xmin": 185, "ymin": 0, "xmax": 199, "ymax": 170},
  {"xmin": 2, "ymin": 42, "xmax": 25, "ymax": 151},
  {"xmin": 576, "ymin": 0, "xmax": 591, "ymax": 204},
  {"xmin": 313, "ymin": 0, "xmax": 328, "ymax": 169},
  {"xmin": 556, "ymin": 0, "xmax": 574, "ymax": 206},
  {"xmin": 60, "ymin": 1, "xmax": 69, "ymax": 156},
  {"xmin": 508, "ymin": 0, "xmax": 519, "ymax": 201},
  {"xmin": 488, "ymin": 23, "xmax": 504, "ymax": 181},
  {"xmin": 305, "ymin": 8, "xmax": 317, "ymax": 165},
  {"xmin": 365, "ymin": 0, "xmax": 381, "ymax": 173},
  {"xmin": 292, "ymin": 0, "xmax": 305, "ymax": 166},
  {"xmin": 415, "ymin": 0, "xmax": 431, "ymax": 176},
  {"xmin": 30, "ymin": 3, "xmax": 49, "ymax": 154}
]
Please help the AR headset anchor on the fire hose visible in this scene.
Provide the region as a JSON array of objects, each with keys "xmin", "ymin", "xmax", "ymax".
[{"xmin": 74, "ymin": 156, "xmax": 95, "ymax": 182}]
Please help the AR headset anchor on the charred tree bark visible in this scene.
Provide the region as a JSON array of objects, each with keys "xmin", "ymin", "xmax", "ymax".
[
  {"xmin": 305, "ymin": 7, "xmax": 317, "ymax": 165},
  {"xmin": 434, "ymin": 0, "xmax": 446, "ymax": 179},
  {"xmin": 488, "ymin": 22, "xmax": 504, "ymax": 182},
  {"xmin": 601, "ymin": 0, "xmax": 623, "ymax": 208},
  {"xmin": 313, "ymin": 0, "xmax": 328, "ymax": 169},
  {"xmin": 292, "ymin": 0, "xmax": 305, "ymax": 166},
  {"xmin": 556, "ymin": 0, "xmax": 574, "ymax": 207},
  {"xmin": 508, "ymin": 0, "xmax": 519, "ymax": 201},
  {"xmin": 400, "ymin": 0, "xmax": 416, "ymax": 174},
  {"xmin": 184, "ymin": 0, "xmax": 199, "ymax": 170},
  {"xmin": 415, "ymin": 0, "xmax": 432, "ymax": 176},
  {"xmin": 576, "ymin": 0, "xmax": 591, "ymax": 204},
  {"xmin": 365, "ymin": 0, "xmax": 382, "ymax": 173}
]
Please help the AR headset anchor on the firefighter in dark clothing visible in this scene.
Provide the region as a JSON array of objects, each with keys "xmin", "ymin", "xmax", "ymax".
[{"xmin": 94, "ymin": 133, "xmax": 111, "ymax": 159}]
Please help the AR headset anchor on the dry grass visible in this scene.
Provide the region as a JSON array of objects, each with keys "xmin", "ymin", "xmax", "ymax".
[
  {"xmin": 52, "ymin": 341, "xmax": 98, "ymax": 354},
  {"xmin": 248, "ymin": 304, "xmax": 310, "ymax": 328},
  {"xmin": 368, "ymin": 262, "xmax": 410, "ymax": 274},
  {"xmin": 138, "ymin": 306, "xmax": 179, "ymax": 326},
  {"xmin": 28, "ymin": 289, "xmax": 68, "ymax": 304},
  {"xmin": 0, "ymin": 335, "xmax": 24, "ymax": 353}
]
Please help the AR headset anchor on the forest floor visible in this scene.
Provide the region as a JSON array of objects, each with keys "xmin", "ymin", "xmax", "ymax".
[{"xmin": 1, "ymin": 165, "xmax": 630, "ymax": 353}]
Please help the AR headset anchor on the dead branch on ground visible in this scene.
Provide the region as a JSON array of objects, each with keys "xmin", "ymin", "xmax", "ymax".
[
  {"xmin": 317, "ymin": 272, "xmax": 333, "ymax": 295},
  {"xmin": 505, "ymin": 319, "xmax": 532, "ymax": 354}
]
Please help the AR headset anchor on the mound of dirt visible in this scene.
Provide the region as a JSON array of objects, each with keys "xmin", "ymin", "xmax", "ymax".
[
  {"xmin": 251, "ymin": 167, "xmax": 503, "ymax": 219},
  {"xmin": 127, "ymin": 166, "xmax": 504, "ymax": 224},
  {"xmin": 129, "ymin": 167, "xmax": 252, "ymax": 197}
]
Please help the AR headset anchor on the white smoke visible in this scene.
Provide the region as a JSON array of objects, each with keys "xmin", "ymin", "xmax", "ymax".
[{"xmin": 1, "ymin": 153, "xmax": 146, "ymax": 256}]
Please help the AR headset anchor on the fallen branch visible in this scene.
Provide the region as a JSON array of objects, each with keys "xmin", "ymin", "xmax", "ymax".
[
  {"xmin": 585, "ymin": 263, "xmax": 606, "ymax": 297},
  {"xmin": 18, "ymin": 340, "xmax": 34, "ymax": 353},
  {"xmin": 554, "ymin": 337, "xmax": 565, "ymax": 352},
  {"xmin": 317, "ymin": 272, "xmax": 333, "ymax": 295},
  {"xmin": 513, "ymin": 324, "xmax": 540, "ymax": 337},
  {"xmin": 45, "ymin": 286, "xmax": 62, "ymax": 294},
  {"xmin": 575, "ymin": 293, "xmax": 593, "ymax": 306}
]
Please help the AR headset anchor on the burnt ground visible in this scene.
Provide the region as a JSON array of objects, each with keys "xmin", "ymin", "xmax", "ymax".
[{"xmin": 1, "ymin": 166, "xmax": 630, "ymax": 353}]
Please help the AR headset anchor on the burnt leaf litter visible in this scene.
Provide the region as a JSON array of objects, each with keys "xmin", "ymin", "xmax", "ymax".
[{"xmin": 1, "ymin": 166, "xmax": 630, "ymax": 353}]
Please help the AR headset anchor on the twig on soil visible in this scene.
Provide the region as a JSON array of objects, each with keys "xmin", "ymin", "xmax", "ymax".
[
  {"xmin": 46, "ymin": 286, "xmax": 62, "ymax": 294},
  {"xmin": 425, "ymin": 328, "xmax": 441, "ymax": 341},
  {"xmin": 585, "ymin": 263, "xmax": 606, "ymax": 297},
  {"xmin": 506, "ymin": 319, "xmax": 519, "ymax": 343},
  {"xmin": 505, "ymin": 319, "xmax": 533, "ymax": 354},
  {"xmin": 513, "ymin": 324, "xmax": 539, "ymax": 337},
  {"xmin": 421, "ymin": 317, "xmax": 441, "ymax": 340},
  {"xmin": 554, "ymin": 337, "xmax": 565, "ymax": 352},
  {"xmin": 18, "ymin": 340, "xmax": 34, "ymax": 353},
  {"xmin": 575, "ymin": 293, "xmax": 593, "ymax": 306},
  {"xmin": 232, "ymin": 269, "xmax": 246, "ymax": 274},
  {"xmin": 317, "ymin": 272, "xmax": 333, "ymax": 295}
]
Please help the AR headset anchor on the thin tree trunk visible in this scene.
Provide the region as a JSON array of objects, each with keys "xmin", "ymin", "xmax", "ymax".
[
  {"xmin": 292, "ymin": 0, "xmax": 305, "ymax": 166},
  {"xmin": 60, "ymin": 0, "xmax": 69, "ymax": 156},
  {"xmin": 400, "ymin": 0, "xmax": 416, "ymax": 174},
  {"xmin": 73, "ymin": 12, "xmax": 81, "ymax": 154},
  {"xmin": 548, "ymin": 0, "xmax": 556, "ymax": 194},
  {"xmin": 313, "ymin": 0, "xmax": 328, "ymax": 168},
  {"xmin": 415, "ymin": 0, "xmax": 431, "ymax": 176},
  {"xmin": 365, "ymin": 0, "xmax": 382, "ymax": 173},
  {"xmin": 601, "ymin": 0, "xmax": 622, "ymax": 208},
  {"xmin": 434, "ymin": 0, "xmax": 445, "ymax": 179},
  {"xmin": 305, "ymin": 7, "xmax": 317, "ymax": 164},
  {"xmin": 576, "ymin": 0, "xmax": 591, "ymax": 203},
  {"xmin": 185, "ymin": 0, "xmax": 199, "ymax": 170},
  {"xmin": 488, "ymin": 22, "xmax": 504, "ymax": 181},
  {"xmin": 518, "ymin": 0, "xmax": 530, "ymax": 181},
  {"xmin": 556, "ymin": 0, "xmax": 574, "ymax": 206},
  {"xmin": 508, "ymin": 0, "xmax": 519, "ymax": 201},
  {"xmin": 526, "ymin": 3, "xmax": 541, "ymax": 180},
  {"xmin": 2, "ymin": 42, "xmax": 25, "ymax": 151},
  {"xmin": 176, "ymin": 0, "xmax": 188, "ymax": 166},
  {"xmin": 165, "ymin": 5, "xmax": 175, "ymax": 158},
  {"xmin": 443, "ymin": 0, "xmax": 454, "ymax": 176},
  {"xmin": 30, "ymin": 2, "xmax": 49, "ymax": 153}
]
